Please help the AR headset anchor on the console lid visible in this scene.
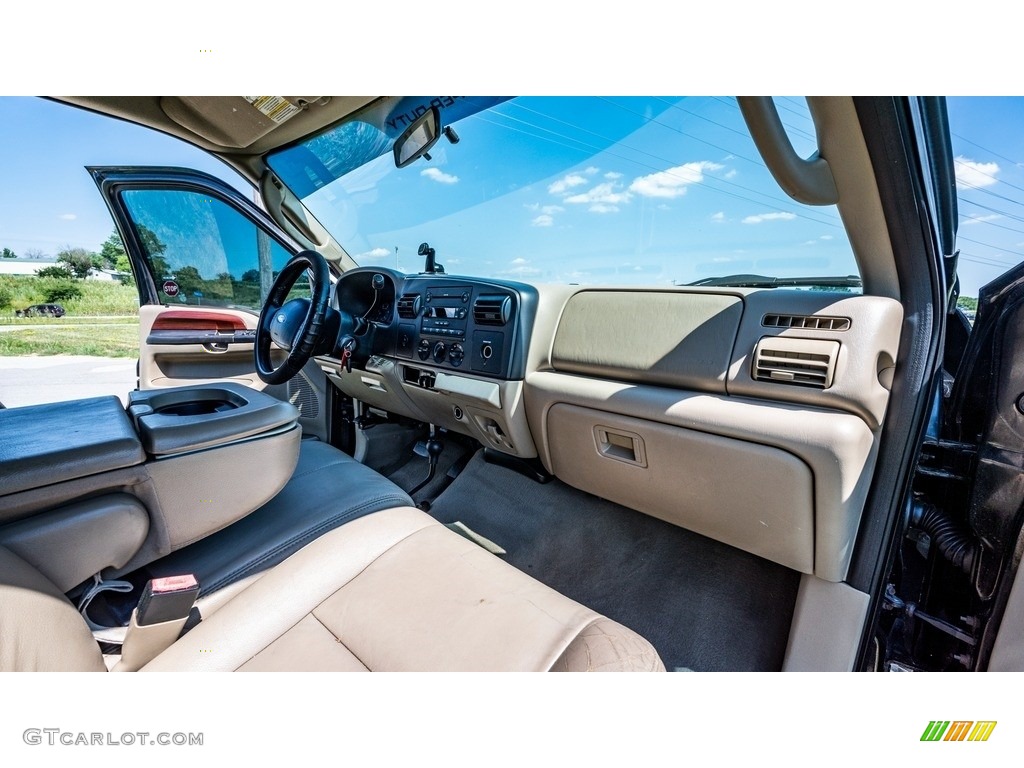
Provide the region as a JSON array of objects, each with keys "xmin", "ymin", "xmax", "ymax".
[{"xmin": 0, "ymin": 396, "xmax": 146, "ymax": 498}]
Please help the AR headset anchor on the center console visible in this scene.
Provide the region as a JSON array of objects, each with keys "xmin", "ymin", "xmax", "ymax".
[
  {"xmin": 394, "ymin": 282, "xmax": 518, "ymax": 378},
  {"xmin": 0, "ymin": 384, "xmax": 301, "ymax": 592},
  {"xmin": 318, "ymin": 271, "xmax": 539, "ymax": 459}
]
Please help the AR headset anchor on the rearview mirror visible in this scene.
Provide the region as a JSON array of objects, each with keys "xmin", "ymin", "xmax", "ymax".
[{"xmin": 393, "ymin": 107, "xmax": 441, "ymax": 168}]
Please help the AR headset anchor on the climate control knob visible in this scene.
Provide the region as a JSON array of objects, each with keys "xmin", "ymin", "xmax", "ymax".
[
  {"xmin": 417, "ymin": 339, "xmax": 431, "ymax": 361},
  {"xmin": 448, "ymin": 343, "xmax": 464, "ymax": 367},
  {"xmin": 432, "ymin": 341, "xmax": 447, "ymax": 364}
]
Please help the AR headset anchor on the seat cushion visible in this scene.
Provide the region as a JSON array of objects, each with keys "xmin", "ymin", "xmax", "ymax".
[
  {"xmin": 0, "ymin": 545, "xmax": 105, "ymax": 672},
  {"xmin": 143, "ymin": 507, "xmax": 664, "ymax": 672},
  {"xmin": 143, "ymin": 440, "xmax": 413, "ymax": 596}
]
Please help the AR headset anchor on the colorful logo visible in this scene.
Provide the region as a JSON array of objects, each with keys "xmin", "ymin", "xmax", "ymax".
[{"xmin": 921, "ymin": 721, "xmax": 997, "ymax": 742}]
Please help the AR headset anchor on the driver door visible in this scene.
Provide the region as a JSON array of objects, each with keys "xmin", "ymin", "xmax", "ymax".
[{"xmin": 91, "ymin": 166, "xmax": 333, "ymax": 441}]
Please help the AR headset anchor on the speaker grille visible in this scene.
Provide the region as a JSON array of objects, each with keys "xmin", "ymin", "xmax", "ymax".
[{"xmin": 287, "ymin": 371, "xmax": 320, "ymax": 419}]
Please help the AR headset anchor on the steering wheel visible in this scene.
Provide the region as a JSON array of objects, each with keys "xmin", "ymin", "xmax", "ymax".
[{"xmin": 255, "ymin": 250, "xmax": 332, "ymax": 385}]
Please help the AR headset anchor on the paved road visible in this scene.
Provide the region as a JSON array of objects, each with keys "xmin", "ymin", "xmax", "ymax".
[{"xmin": 0, "ymin": 356, "xmax": 137, "ymax": 408}]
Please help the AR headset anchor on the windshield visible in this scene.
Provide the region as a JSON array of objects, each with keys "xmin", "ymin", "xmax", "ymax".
[{"xmin": 267, "ymin": 97, "xmax": 857, "ymax": 286}]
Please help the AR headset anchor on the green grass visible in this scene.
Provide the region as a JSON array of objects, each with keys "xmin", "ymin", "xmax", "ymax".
[
  {"xmin": 0, "ymin": 323, "xmax": 139, "ymax": 357},
  {"xmin": 0, "ymin": 275, "xmax": 139, "ymax": 317},
  {"xmin": 0, "ymin": 316, "xmax": 139, "ymax": 326}
]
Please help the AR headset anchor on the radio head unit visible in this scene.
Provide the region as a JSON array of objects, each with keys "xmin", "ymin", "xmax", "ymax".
[{"xmin": 420, "ymin": 285, "xmax": 472, "ymax": 339}]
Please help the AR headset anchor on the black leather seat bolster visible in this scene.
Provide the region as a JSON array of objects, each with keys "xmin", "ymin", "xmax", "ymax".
[{"xmin": 144, "ymin": 441, "xmax": 413, "ymax": 595}]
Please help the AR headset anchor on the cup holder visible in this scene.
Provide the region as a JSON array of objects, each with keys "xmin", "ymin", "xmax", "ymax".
[
  {"xmin": 128, "ymin": 383, "xmax": 297, "ymax": 458},
  {"xmin": 146, "ymin": 387, "xmax": 247, "ymax": 418},
  {"xmin": 155, "ymin": 399, "xmax": 236, "ymax": 417}
]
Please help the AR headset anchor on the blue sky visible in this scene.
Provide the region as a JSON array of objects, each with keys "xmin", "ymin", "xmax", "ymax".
[
  {"xmin": 1, "ymin": 96, "xmax": 1022, "ymax": 296},
  {"xmin": 0, "ymin": 98, "xmax": 249, "ymax": 258},
  {"xmin": 276, "ymin": 96, "xmax": 858, "ymax": 284}
]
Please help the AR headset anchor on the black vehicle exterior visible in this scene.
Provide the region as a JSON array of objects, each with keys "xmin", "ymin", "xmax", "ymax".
[{"xmin": 15, "ymin": 303, "xmax": 66, "ymax": 318}]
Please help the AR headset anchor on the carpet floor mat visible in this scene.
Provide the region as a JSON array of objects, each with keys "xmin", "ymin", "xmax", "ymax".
[{"xmin": 428, "ymin": 451, "xmax": 801, "ymax": 671}]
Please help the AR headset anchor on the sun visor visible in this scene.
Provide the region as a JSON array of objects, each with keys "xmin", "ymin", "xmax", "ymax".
[{"xmin": 160, "ymin": 96, "xmax": 317, "ymax": 150}]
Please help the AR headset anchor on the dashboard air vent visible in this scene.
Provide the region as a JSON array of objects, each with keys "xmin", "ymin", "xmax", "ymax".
[
  {"xmin": 752, "ymin": 337, "xmax": 840, "ymax": 389},
  {"xmin": 397, "ymin": 293, "xmax": 421, "ymax": 319},
  {"xmin": 473, "ymin": 295, "xmax": 511, "ymax": 326},
  {"xmin": 762, "ymin": 313, "xmax": 850, "ymax": 331}
]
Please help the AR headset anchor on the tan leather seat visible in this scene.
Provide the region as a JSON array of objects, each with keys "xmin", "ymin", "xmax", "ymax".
[{"xmin": 0, "ymin": 507, "xmax": 664, "ymax": 672}]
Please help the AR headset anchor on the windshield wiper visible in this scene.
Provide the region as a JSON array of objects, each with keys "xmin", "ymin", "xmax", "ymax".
[{"xmin": 688, "ymin": 273, "xmax": 862, "ymax": 289}]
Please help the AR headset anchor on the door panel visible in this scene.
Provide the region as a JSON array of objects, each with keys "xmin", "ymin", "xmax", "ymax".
[
  {"xmin": 138, "ymin": 305, "xmax": 280, "ymax": 390},
  {"xmin": 91, "ymin": 166, "xmax": 331, "ymax": 441}
]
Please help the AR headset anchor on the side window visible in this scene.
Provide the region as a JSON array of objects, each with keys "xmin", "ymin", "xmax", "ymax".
[{"xmin": 119, "ymin": 189, "xmax": 308, "ymax": 310}]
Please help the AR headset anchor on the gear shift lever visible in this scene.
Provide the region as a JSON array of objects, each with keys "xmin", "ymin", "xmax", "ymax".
[{"xmin": 409, "ymin": 425, "xmax": 444, "ymax": 497}]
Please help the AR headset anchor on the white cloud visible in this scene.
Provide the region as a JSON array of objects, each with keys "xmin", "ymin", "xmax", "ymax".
[
  {"xmin": 820, "ymin": 234, "xmax": 833, "ymax": 240},
  {"xmin": 584, "ymin": 166, "xmax": 600, "ymax": 175},
  {"xmin": 955, "ymin": 156, "xmax": 999, "ymax": 190},
  {"xmin": 803, "ymin": 240, "xmax": 818, "ymax": 246},
  {"xmin": 511, "ymin": 257, "xmax": 529, "ymax": 265},
  {"xmin": 588, "ymin": 204, "xmax": 620, "ymax": 214},
  {"xmin": 541, "ymin": 205, "xmax": 564, "ymax": 215},
  {"xmin": 504, "ymin": 263, "xmax": 542, "ymax": 276},
  {"xmin": 724, "ymin": 169, "xmax": 738, "ymax": 179},
  {"xmin": 742, "ymin": 211, "xmax": 797, "ymax": 224},
  {"xmin": 548, "ymin": 173, "xmax": 588, "ymax": 194},
  {"xmin": 421, "ymin": 168, "xmax": 459, "ymax": 184},
  {"xmin": 58, "ymin": 213, "xmax": 76, "ymax": 220},
  {"xmin": 962, "ymin": 213, "xmax": 1001, "ymax": 226},
  {"xmin": 629, "ymin": 161, "xmax": 723, "ymax": 199},
  {"xmin": 657, "ymin": 204, "xmax": 670, "ymax": 211},
  {"xmin": 531, "ymin": 215, "xmax": 554, "ymax": 227},
  {"xmin": 565, "ymin": 182, "xmax": 631, "ymax": 206},
  {"xmin": 356, "ymin": 247, "xmax": 391, "ymax": 260},
  {"xmin": 604, "ymin": 171, "xmax": 623, "ymax": 180},
  {"xmin": 711, "ymin": 211, "xmax": 725, "ymax": 222}
]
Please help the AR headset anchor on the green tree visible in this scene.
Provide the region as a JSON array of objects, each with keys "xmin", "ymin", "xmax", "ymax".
[
  {"xmin": 137, "ymin": 225, "xmax": 167, "ymax": 258},
  {"xmin": 36, "ymin": 265, "xmax": 73, "ymax": 279},
  {"xmin": 98, "ymin": 231, "xmax": 126, "ymax": 270},
  {"xmin": 0, "ymin": 285, "xmax": 12, "ymax": 309},
  {"xmin": 957, "ymin": 296, "xmax": 978, "ymax": 312},
  {"xmin": 174, "ymin": 265, "xmax": 204, "ymax": 296},
  {"xmin": 1, "ymin": 247, "xmax": 16, "ymax": 259},
  {"xmin": 115, "ymin": 254, "xmax": 136, "ymax": 286},
  {"xmin": 56, "ymin": 247, "xmax": 95, "ymax": 279},
  {"xmin": 43, "ymin": 281, "xmax": 82, "ymax": 303}
]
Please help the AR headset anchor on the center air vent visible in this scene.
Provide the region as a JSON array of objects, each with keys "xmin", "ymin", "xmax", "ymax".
[
  {"xmin": 762, "ymin": 313, "xmax": 850, "ymax": 331},
  {"xmin": 473, "ymin": 295, "xmax": 511, "ymax": 326},
  {"xmin": 397, "ymin": 293, "xmax": 421, "ymax": 319},
  {"xmin": 752, "ymin": 336, "xmax": 840, "ymax": 389}
]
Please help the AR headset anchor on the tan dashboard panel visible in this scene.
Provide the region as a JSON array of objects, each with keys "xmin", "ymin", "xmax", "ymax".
[
  {"xmin": 728, "ymin": 291, "xmax": 903, "ymax": 429},
  {"xmin": 547, "ymin": 403, "xmax": 815, "ymax": 573},
  {"xmin": 550, "ymin": 290, "xmax": 743, "ymax": 393},
  {"xmin": 526, "ymin": 372, "xmax": 877, "ymax": 582}
]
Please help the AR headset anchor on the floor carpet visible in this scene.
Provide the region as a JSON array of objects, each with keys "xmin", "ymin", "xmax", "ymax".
[{"xmin": 427, "ymin": 451, "xmax": 801, "ymax": 671}]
